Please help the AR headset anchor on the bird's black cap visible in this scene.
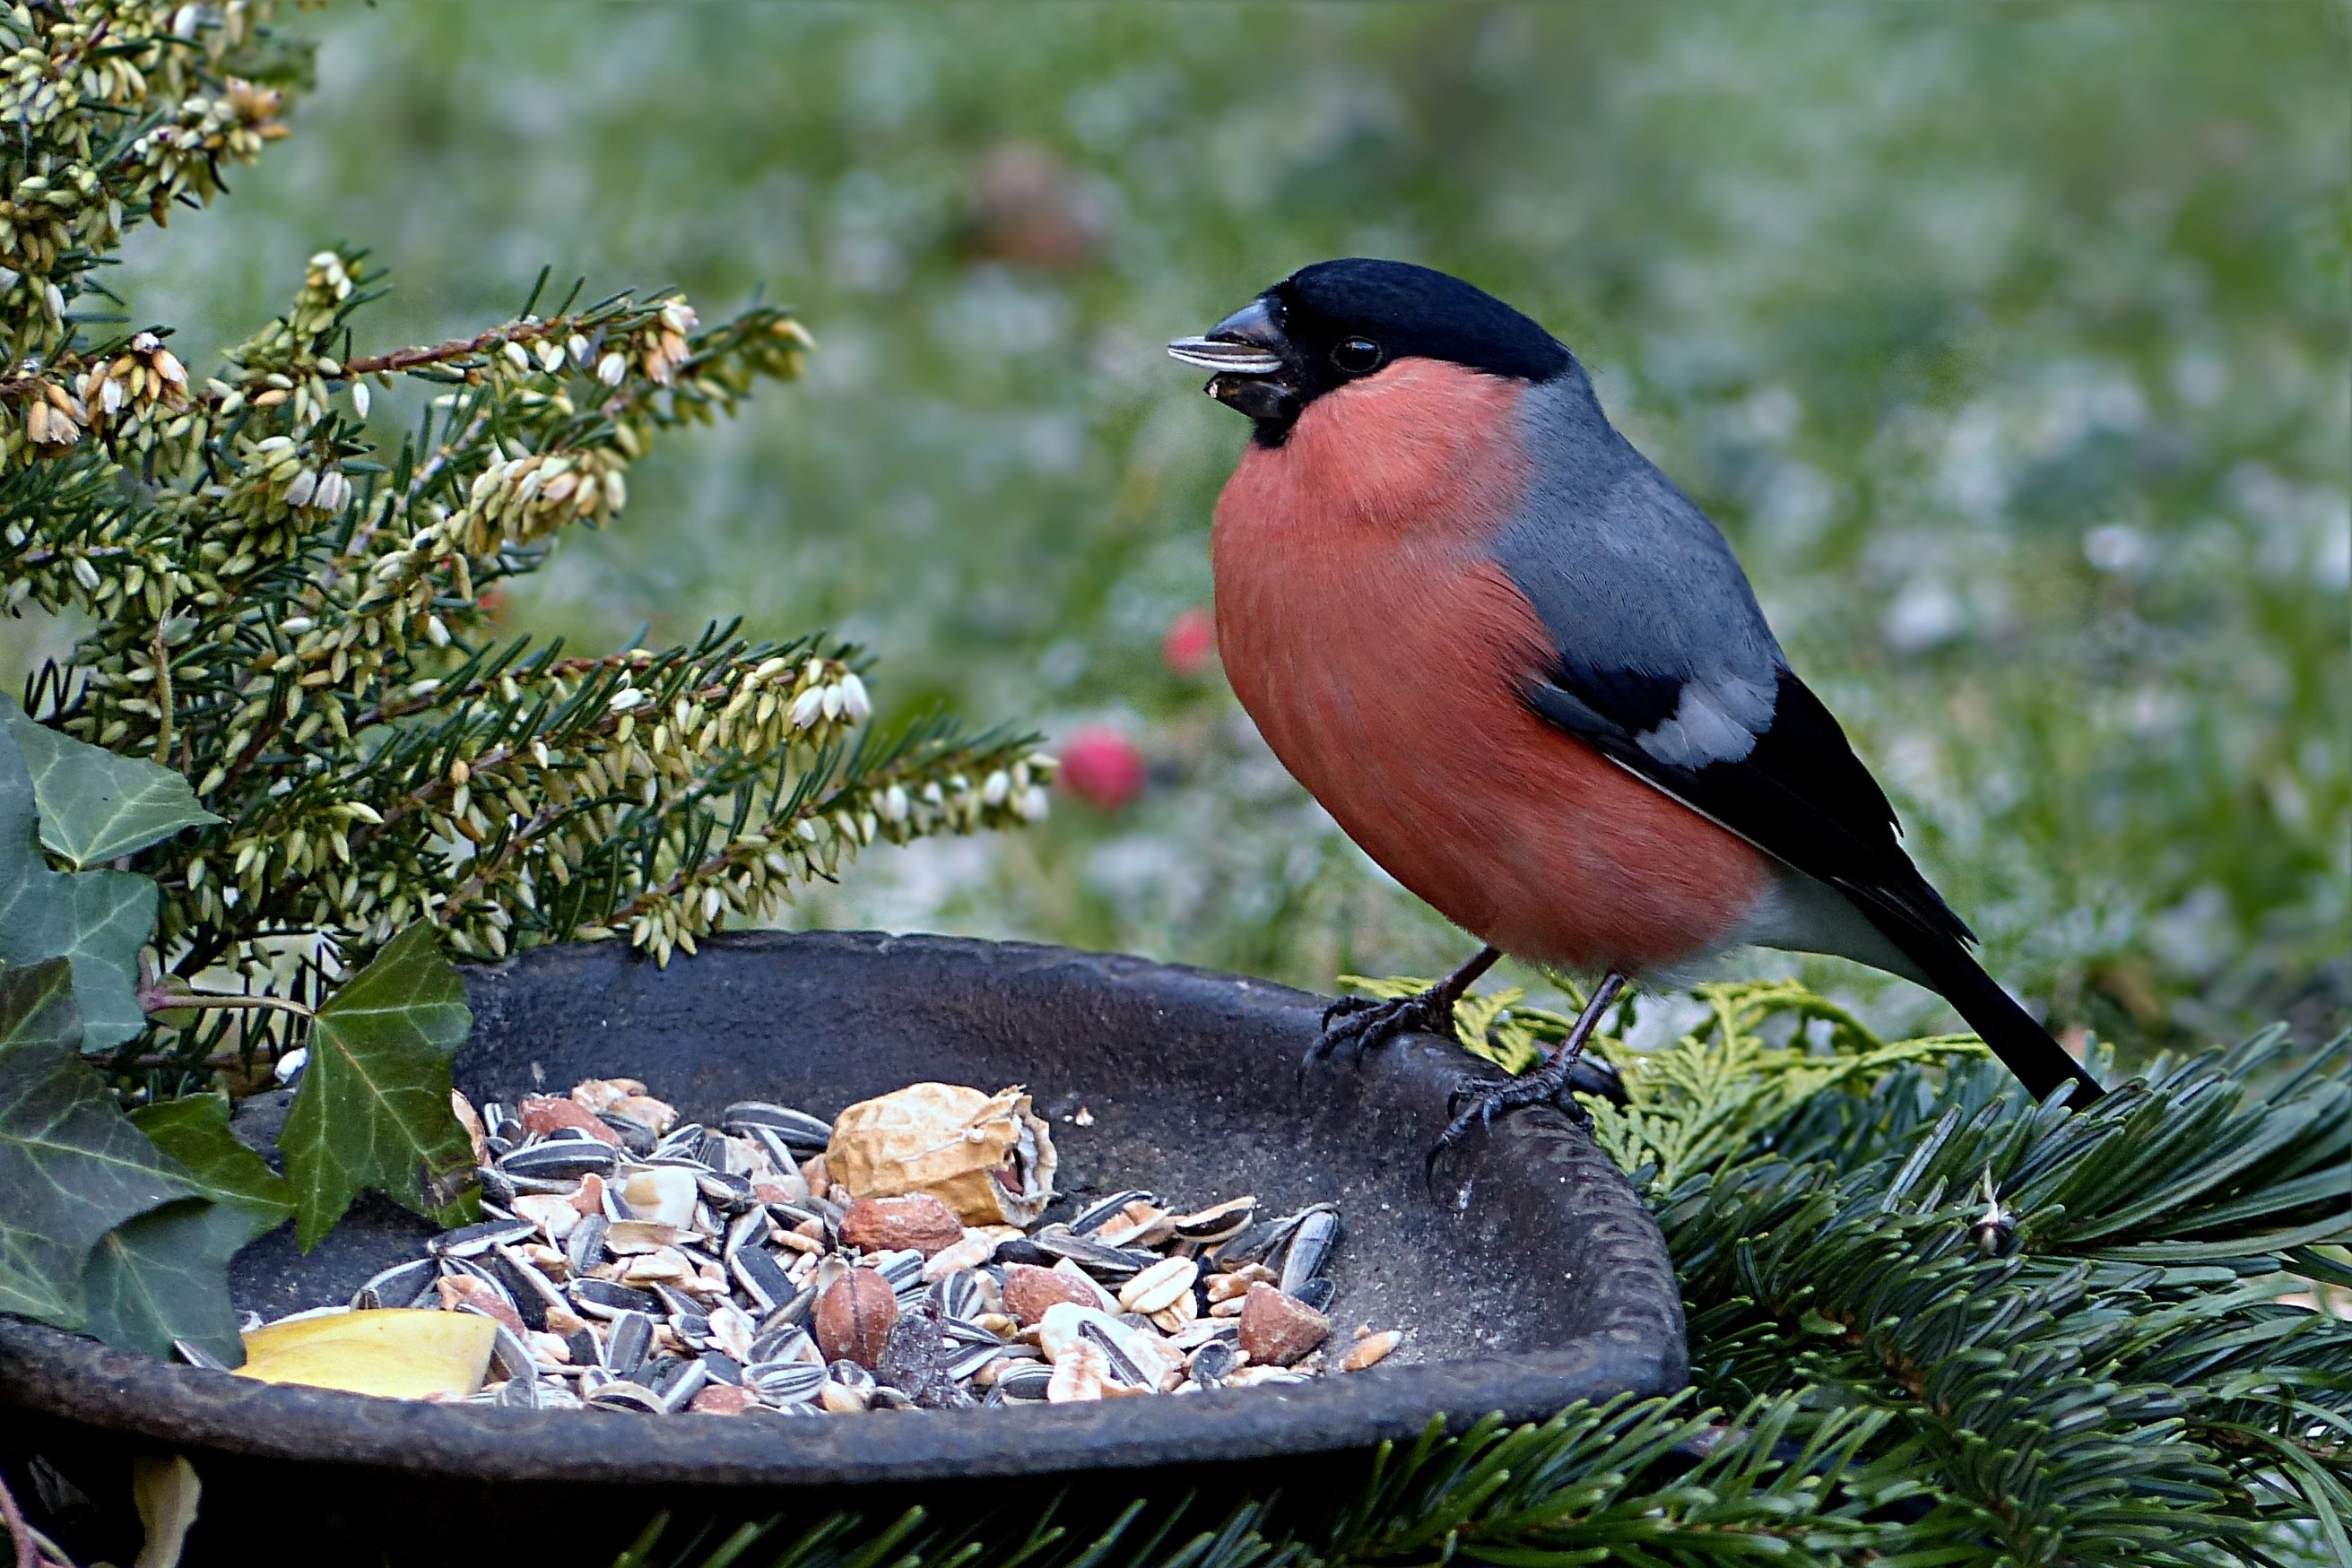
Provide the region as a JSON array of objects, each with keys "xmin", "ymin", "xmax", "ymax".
[
  {"xmin": 1172, "ymin": 259, "xmax": 1572, "ymax": 443},
  {"xmin": 1271, "ymin": 259, "xmax": 1571, "ymax": 386}
]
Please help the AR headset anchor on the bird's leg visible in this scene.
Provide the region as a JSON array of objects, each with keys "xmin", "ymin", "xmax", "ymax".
[
  {"xmin": 1428, "ymin": 970, "xmax": 1629, "ymax": 1175},
  {"xmin": 1310, "ymin": 946, "xmax": 1502, "ymax": 1073}
]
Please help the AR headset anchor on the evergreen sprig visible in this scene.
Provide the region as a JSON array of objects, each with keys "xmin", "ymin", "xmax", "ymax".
[{"xmin": 0, "ymin": 2, "xmax": 1051, "ymax": 1086}]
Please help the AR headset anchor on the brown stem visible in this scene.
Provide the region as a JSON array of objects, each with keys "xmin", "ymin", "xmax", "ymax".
[
  {"xmin": 139, "ymin": 983, "xmax": 313, "ymax": 1020},
  {"xmin": 0, "ymin": 1465, "xmax": 54, "ymax": 1568},
  {"xmin": 334, "ymin": 316, "xmax": 579, "ymax": 381},
  {"xmin": 149, "ymin": 622, "xmax": 174, "ymax": 765}
]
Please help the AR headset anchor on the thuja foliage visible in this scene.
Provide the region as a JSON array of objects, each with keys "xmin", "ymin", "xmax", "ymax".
[
  {"xmin": 0, "ymin": 1, "xmax": 1044, "ymax": 1356},
  {"xmin": 623, "ymin": 983, "xmax": 2350, "ymax": 1568}
]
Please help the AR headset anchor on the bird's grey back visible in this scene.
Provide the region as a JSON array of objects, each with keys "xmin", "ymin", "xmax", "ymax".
[{"xmin": 1489, "ymin": 366, "xmax": 1785, "ymax": 767}]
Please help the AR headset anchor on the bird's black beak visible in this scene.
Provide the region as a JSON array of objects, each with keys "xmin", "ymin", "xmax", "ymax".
[{"xmin": 1168, "ymin": 297, "xmax": 1299, "ymax": 424}]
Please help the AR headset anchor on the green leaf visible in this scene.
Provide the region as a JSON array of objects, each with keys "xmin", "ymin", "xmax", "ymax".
[
  {"xmin": 0, "ymin": 717, "xmax": 158, "ymax": 1048},
  {"xmin": 79, "ymin": 1096, "xmax": 295, "ymax": 1363},
  {"xmin": 0, "ymin": 958, "xmax": 193, "ymax": 1328},
  {"xmin": 3, "ymin": 698, "xmax": 221, "ymax": 870},
  {"xmin": 280, "ymin": 923, "xmax": 478, "ymax": 1250},
  {"xmin": 127, "ymin": 1094, "xmax": 295, "ymax": 1232}
]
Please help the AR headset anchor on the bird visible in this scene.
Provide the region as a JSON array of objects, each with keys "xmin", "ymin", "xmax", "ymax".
[{"xmin": 1167, "ymin": 258, "xmax": 2103, "ymax": 1155}]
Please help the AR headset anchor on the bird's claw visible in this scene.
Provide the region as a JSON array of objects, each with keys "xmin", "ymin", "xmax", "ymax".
[
  {"xmin": 1424, "ymin": 1066, "xmax": 1594, "ymax": 1186},
  {"xmin": 1302, "ymin": 990, "xmax": 1447, "ymax": 1082}
]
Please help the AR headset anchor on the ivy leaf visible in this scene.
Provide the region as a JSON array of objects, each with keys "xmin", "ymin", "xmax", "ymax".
[
  {"xmin": 281, "ymin": 923, "xmax": 478, "ymax": 1250},
  {"xmin": 80, "ymin": 1096, "xmax": 294, "ymax": 1363},
  {"xmin": 3, "ymin": 698, "xmax": 221, "ymax": 870},
  {"xmin": 0, "ymin": 718, "xmax": 158, "ymax": 1048},
  {"xmin": 0, "ymin": 958, "xmax": 194, "ymax": 1328}
]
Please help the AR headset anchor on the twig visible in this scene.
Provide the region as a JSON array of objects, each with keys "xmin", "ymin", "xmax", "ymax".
[
  {"xmin": 0, "ymin": 1465, "xmax": 62, "ymax": 1568},
  {"xmin": 137, "ymin": 983, "xmax": 313, "ymax": 1020},
  {"xmin": 334, "ymin": 315, "xmax": 580, "ymax": 380},
  {"xmin": 149, "ymin": 621, "xmax": 173, "ymax": 765}
]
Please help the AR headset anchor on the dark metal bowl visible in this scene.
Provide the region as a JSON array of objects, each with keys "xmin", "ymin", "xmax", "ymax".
[{"xmin": 0, "ymin": 932, "xmax": 1683, "ymax": 1562}]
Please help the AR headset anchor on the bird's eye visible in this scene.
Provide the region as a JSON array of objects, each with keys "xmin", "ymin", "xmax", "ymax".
[{"xmin": 1331, "ymin": 337, "xmax": 1383, "ymax": 375}]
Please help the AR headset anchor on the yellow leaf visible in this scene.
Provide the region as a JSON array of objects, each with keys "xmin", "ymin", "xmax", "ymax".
[{"xmin": 234, "ymin": 1308, "xmax": 495, "ymax": 1399}]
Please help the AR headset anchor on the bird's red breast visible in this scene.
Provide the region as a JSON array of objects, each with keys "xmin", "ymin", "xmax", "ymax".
[{"xmin": 1211, "ymin": 359, "xmax": 1774, "ymax": 975}]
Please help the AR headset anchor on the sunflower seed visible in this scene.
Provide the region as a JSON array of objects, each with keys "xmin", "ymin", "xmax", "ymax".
[
  {"xmin": 1027, "ymin": 1229, "xmax": 1156, "ymax": 1281},
  {"xmin": 566, "ymin": 1213, "xmax": 609, "ymax": 1273},
  {"xmin": 595, "ymin": 1112, "xmax": 658, "ymax": 1156},
  {"xmin": 1278, "ymin": 1207, "xmax": 1341, "ymax": 1296},
  {"xmin": 569, "ymin": 1278, "xmax": 660, "ymax": 1320},
  {"xmin": 1186, "ymin": 1338, "xmax": 1238, "ymax": 1387},
  {"xmin": 499, "ymin": 1141, "xmax": 618, "ymax": 1181},
  {"xmin": 731, "ymin": 1244, "xmax": 796, "ymax": 1312},
  {"xmin": 1070, "ymin": 1190, "xmax": 1155, "ymax": 1235},
  {"xmin": 173, "ymin": 1338, "xmax": 231, "ymax": 1372},
  {"xmin": 602, "ymin": 1311, "xmax": 653, "ymax": 1377},
  {"xmin": 992, "ymin": 1363, "xmax": 1054, "ymax": 1401},
  {"xmin": 586, "ymin": 1382, "xmax": 665, "ymax": 1415},
  {"xmin": 749, "ymin": 1321, "xmax": 819, "ymax": 1365},
  {"xmin": 428, "ymin": 1217, "xmax": 538, "ymax": 1258},
  {"xmin": 1170, "ymin": 1196, "xmax": 1256, "ymax": 1243},
  {"xmin": 748, "ymin": 1361, "xmax": 825, "ymax": 1404},
  {"xmin": 721, "ymin": 1103, "xmax": 834, "ymax": 1151},
  {"xmin": 352, "ymin": 1258, "xmax": 438, "ymax": 1312}
]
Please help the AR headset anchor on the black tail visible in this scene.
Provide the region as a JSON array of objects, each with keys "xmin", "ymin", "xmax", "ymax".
[{"xmin": 1879, "ymin": 919, "xmax": 2104, "ymax": 1104}]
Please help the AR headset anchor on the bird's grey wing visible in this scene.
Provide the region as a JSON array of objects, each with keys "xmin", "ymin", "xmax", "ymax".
[{"xmin": 1494, "ymin": 376, "xmax": 1971, "ymax": 950}]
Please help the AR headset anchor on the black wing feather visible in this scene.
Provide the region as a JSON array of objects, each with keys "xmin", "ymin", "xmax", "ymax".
[{"xmin": 1525, "ymin": 661, "xmax": 2102, "ymax": 1104}]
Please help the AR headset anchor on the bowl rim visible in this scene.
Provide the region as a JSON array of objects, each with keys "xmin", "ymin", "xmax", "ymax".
[{"xmin": 0, "ymin": 931, "xmax": 1688, "ymax": 1486}]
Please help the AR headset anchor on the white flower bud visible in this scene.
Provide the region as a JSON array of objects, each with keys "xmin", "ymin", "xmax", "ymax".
[
  {"xmin": 881, "ymin": 784, "xmax": 910, "ymax": 823},
  {"xmin": 838, "ymin": 671, "xmax": 872, "ymax": 722},
  {"xmin": 1018, "ymin": 785, "xmax": 1050, "ymax": 822},
  {"xmin": 351, "ymin": 380, "xmax": 369, "ymax": 418},
  {"xmin": 983, "ymin": 770, "xmax": 1010, "ymax": 807},
  {"xmin": 788, "ymin": 688, "xmax": 827, "ymax": 729},
  {"xmin": 597, "ymin": 351, "xmax": 627, "ymax": 386},
  {"xmin": 502, "ymin": 341, "xmax": 532, "ymax": 373},
  {"xmin": 607, "ymin": 687, "xmax": 646, "ymax": 713},
  {"xmin": 284, "ymin": 469, "xmax": 317, "ymax": 508}
]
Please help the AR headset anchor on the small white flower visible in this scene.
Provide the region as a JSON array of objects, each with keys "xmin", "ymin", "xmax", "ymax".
[
  {"xmin": 838, "ymin": 671, "xmax": 872, "ymax": 722},
  {"xmin": 788, "ymin": 688, "xmax": 826, "ymax": 729},
  {"xmin": 608, "ymin": 687, "xmax": 646, "ymax": 713},
  {"xmin": 351, "ymin": 380, "xmax": 370, "ymax": 418},
  {"xmin": 597, "ymin": 351, "xmax": 627, "ymax": 386},
  {"xmin": 284, "ymin": 469, "xmax": 317, "ymax": 508},
  {"xmin": 982, "ymin": 770, "xmax": 1010, "ymax": 807},
  {"xmin": 502, "ymin": 340, "xmax": 533, "ymax": 373},
  {"xmin": 1018, "ymin": 785, "xmax": 1050, "ymax": 821}
]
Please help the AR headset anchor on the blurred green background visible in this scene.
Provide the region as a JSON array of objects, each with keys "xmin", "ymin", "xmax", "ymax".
[{"xmin": 67, "ymin": 4, "xmax": 2352, "ymax": 1049}]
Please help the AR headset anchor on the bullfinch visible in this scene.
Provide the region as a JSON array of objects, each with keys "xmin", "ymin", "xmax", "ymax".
[{"xmin": 1168, "ymin": 259, "xmax": 2103, "ymax": 1153}]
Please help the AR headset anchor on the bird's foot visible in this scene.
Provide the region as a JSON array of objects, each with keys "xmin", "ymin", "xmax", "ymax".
[
  {"xmin": 1304, "ymin": 947, "xmax": 1504, "ymax": 1082},
  {"xmin": 1423, "ymin": 970, "xmax": 1629, "ymax": 1182},
  {"xmin": 1425, "ymin": 1065, "xmax": 1591, "ymax": 1178},
  {"xmin": 1307, "ymin": 989, "xmax": 1453, "ymax": 1076}
]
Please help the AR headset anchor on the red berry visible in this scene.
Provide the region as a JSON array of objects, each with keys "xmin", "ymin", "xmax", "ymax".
[
  {"xmin": 1057, "ymin": 727, "xmax": 1146, "ymax": 811},
  {"xmin": 1162, "ymin": 607, "xmax": 1217, "ymax": 678}
]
